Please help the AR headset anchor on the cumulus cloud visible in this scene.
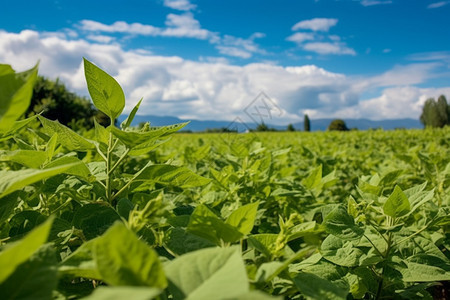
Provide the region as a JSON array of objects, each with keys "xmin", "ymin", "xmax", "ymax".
[
  {"xmin": 0, "ymin": 29, "xmax": 446, "ymax": 123},
  {"xmin": 78, "ymin": 13, "xmax": 267, "ymax": 59},
  {"xmin": 291, "ymin": 18, "xmax": 338, "ymax": 32},
  {"xmin": 79, "ymin": 13, "xmax": 215, "ymax": 40},
  {"xmin": 163, "ymin": 0, "xmax": 197, "ymax": 11},
  {"xmin": 427, "ymin": 1, "xmax": 450, "ymax": 9},
  {"xmin": 287, "ymin": 18, "xmax": 355, "ymax": 56}
]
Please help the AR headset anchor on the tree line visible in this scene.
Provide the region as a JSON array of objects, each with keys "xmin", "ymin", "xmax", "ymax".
[{"xmin": 28, "ymin": 76, "xmax": 448, "ymax": 131}]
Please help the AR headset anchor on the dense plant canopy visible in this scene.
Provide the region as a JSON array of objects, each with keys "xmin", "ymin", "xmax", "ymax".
[{"xmin": 0, "ymin": 60, "xmax": 449, "ymax": 300}]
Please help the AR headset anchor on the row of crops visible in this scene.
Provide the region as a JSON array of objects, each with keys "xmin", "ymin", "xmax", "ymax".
[{"xmin": 0, "ymin": 59, "xmax": 449, "ymax": 299}]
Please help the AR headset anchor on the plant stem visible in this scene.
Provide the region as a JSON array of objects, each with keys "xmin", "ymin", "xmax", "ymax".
[
  {"xmin": 109, "ymin": 148, "xmax": 130, "ymax": 175},
  {"xmin": 106, "ymin": 132, "xmax": 114, "ymax": 202},
  {"xmin": 375, "ymin": 217, "xmax": 395, "ymax": 300}
]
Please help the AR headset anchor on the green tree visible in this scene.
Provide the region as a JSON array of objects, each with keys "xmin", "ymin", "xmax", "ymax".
[
  {"xmin": 256, "ymin": 122, "xmax": 269, "ymax": 132},
  {"xmin": 420, "ymin": 95, "xmax": 449, "ymax": 128},
  {"xmin": 304, "ymin": 114, "xmax": 311, "ymax": 132},
  {"xmin": 287, "ymin": 123, "xmax": 295, "ymax": 131},
  {"xmin": 328, "ymin": 119, "xmax": 349, "ymax": 131},
  {"xmin": 27, "ymin": 76, "xmax": 110, "ymax": 129}
]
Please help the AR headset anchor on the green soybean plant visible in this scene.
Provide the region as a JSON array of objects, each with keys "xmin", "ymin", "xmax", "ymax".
[{"xmin": 289, "ymin": 182, "xmax": 450, "ymax": 299}]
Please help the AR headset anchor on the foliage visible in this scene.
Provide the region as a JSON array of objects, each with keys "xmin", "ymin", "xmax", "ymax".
[
  {"xmin": 328, "ymin": 119, "xmax": 349, "ymax": 131},
  {"xmin": 28, "ymin": 75, "xmax": 110, "ymax": 129},
  {"xmin": 287, "ymin": 124, "xmax": 295, "ymax": 132},
  {"xmin": 0, "ymin": 60, "xmax": 449, "ymax": 300},
  {"xmin": 420, "ymin": 95, "xmax": 450, "ymax": 128},
  {"xmin": 304, "ymin": 114, "xmax": 311, "ymax": 132}
]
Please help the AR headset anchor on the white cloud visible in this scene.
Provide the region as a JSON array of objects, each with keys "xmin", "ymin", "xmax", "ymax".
[
  {"xmin": 427, "ymin": 1, "xmax": 450, "ymax": 9},
  {"xmin": 360, "ymin": 0, "xmax": 392, "ymax": 6},
  {"xmin": 163, "ymin": 0, "xmax": 196, "ymax": 11},
  {"xmin": 78, "ymin": 14, "xmax": 267, "ymax": 59},
  {"xmin": 80, "ymin": 20, "xmax": 161, "ymax": 35},
  {"xmin": 292, "ymin": 18, "xmax": 338, "ymax": 32},
  {"xmin": 162, "ymin": 13, "xmax": 213, "ymax": 39},
  {"xmin": 286, "ymin": 32, "xmax": 315, "ymax": 44},
  {"xmin": 79, "ymin": 14, "xmax": 215, "ymax": 40},
  {"xmin": 86, "ymin": 34, "xmax": 115, "ymax": 43},
  {"xmin": 303, "ymin": 42, "xmax": 356, "ymax": 55},
  {"xmin": 0, "ymin": 29, "xmax": 447, "ymax": 123},
  {"xmin": 287, "ymin": 18, "xmax": 355, "ymax": 56}
]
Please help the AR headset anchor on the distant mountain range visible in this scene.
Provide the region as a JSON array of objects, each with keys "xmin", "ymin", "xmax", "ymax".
[{"xmin": 117, "ymin": 114, "xmax": 423, "ymax": 132}]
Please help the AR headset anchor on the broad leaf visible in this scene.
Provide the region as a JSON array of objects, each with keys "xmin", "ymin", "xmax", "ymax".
[
  {"xmin": 72, "ymin": 203, "xmax": 121, "ymax": 240},
  {"xmin": 84, "ymin": 58, "xmax": 125, "ymax": 120},
  {"xmin": 0, "ymin": 217, "xmax": 53, "ymax": 283},
  {"xmin": 59, "ymin": 239, "xmax": 101, "ymax": 280},
  {"xmin": 323, "ymin": 206, "xmax": 364, "ymax": 240},
  {"xmin": 400, "ymin": 254, "xmax": 450, "ymax": 282},
  {"xmin": 39, "ymin": 116, "xmax": 95, "ymax": 151},
  {"xmin": 110, "ymin": 122, "xmax": 188, "ymax": 149},
  {"xmin": 0, "ymin": 244, "xmax": 57, "ymax": 300},
  {"xmin": 187, "ymin": 204, "xmax": 243, "ymax": 245},
  {"xmin": 293, "ymin": 272, "xmax": 348, "ymax": 300},
  {"xmin": 225, "ymin": 202, "xmax": 259, "ymax": 235},
  {"xmin": 81, "ymin": 286, "xmax": 161, "ymax": 300},
  {"xmin": 383, "ymin": 186, "xmax": 410, "ymax": 218},
  {"xmin": 0, "ymin": 63, "xmax": 38, "ymax": 133},
  {"xmin": 164, "ymin": 246, "xmax": 249, "ymax": 300},
  {"xmin": 0, "ymin": 163, "xmax": 83, "ymax": 198},
  {"xmin": 320, "ymin": 235, "xmax": 365, "ymax": 267},
  {"xmin": 132, "ymin": 164, "xmax": 211, "ymax": 190},
  {"xmin": 0, "ymin": 150, "xmax": 47, "ymax": 168},
  {"xmin": 94, "ymin": 222, "xmax": 167, "ymax": 288}
]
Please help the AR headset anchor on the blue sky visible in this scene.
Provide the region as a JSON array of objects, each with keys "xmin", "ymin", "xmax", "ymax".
[{"xmin": 1, "ymin": 0, "xmax": 450, "ymax": 123}]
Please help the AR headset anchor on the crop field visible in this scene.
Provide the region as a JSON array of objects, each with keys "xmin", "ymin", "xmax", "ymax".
[{"xmin": 0, "ymin": 60, "xmax": 449, "ymax": 299}]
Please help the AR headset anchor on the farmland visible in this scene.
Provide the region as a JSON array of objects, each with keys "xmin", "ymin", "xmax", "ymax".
[{"xmin": 0, "ymin": 60, "xmax": 449, "ymax": 299}]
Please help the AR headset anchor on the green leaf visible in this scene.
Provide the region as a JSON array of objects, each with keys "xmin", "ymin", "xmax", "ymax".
[
  {"xmin": 320, "ymin": 235, "xmax": 365, "ymax": 267},
  {"xmin": 187, "ymin": 204, "xmax": 243, "ymax": 245},
  {"xmin": 84, "ymin": 58, "xmax": 125, "ymax": 120},
  {"xmin": 94, "ymin": 118, "xmax": 110, "ymax": 145},
  {"xmin": 383, "ymin": 185, "xmax": 410, "ymax": 218},
  {"xmin": 0, "ymin": 149, "xmax": 47, "ymax": 168},
  {"xmin": 72, "ymin": 203, "xmax": 121, "ymax": 240},
  {"xmin": 303, "ymin": 165, "xmax": 322, "ymax": 189},
  {"xmin": 121, "ymin": 98, "xmax": 142, "ymax": 129},
  {"xmin": 323, "ymin": 206, "xmax": 364, "ymax": 240},
  {"xmin": 94, "ymin": 222, "xmax": 167, "ymax": 288},
  {"xmin": 163, "ymin": 227, "xmax": 216, "ymax": 256},
  {"xmin": 44, "ymin": 155, "xmax": 91, "ymax": 179},
  {"xmin": 225, "ymin": 202, "xmax": 259, "ymax": 235},
  {"xmin": 110, "ymin": 122, "xmax": 188, "ymax": 149},
  {"xmin": 0, "ymin": 244, "xmax": 58, "ymax": 300},
  {"xmin": 0, "ymin": 217, "xmax": 53, "ymax": 283},
  {"xmin": 164, "ymin": 246, "xmax": 249, "ymax": 300},
  {"xmin": 59, "ymin": 239, "xmax": 101, "ymax": 280},
  {"xmin": 400, "ymin": 254, "xmax": 450, "ymax": 282},
  {"xmin": 81, "ymin": 286, "xmax": 161, "ymax": 300},
  {"xmin": 227, "ymin": 291, "xmax": 282, "ymax": 299},
  {"xmin": 247, "ymin": 234, "xmax": 278, "ymax": 258},
  {"xmin": 132, "ymin": 164, "xmax": 211, "ymax": 190},
  {"xmin": 293, "ymin": 272, "xmax": 348, "ymax": 300},
  {"xmin": 286, "ymin": 221, "xmax": 317, "ymax": 242},
  {"xmin": 0, "ymin": 63, "xmax": 38, "ymax": 133},
  {"xmin": 0, "ymin": 163, "xmax": 83, "ymax": 198},
  {"xmin": 0, "ymin": 192, "xmax": 19, "ymax": 224},
  {"xmin": 38, "ymin": 116, "xmax": 95, "ymax": 151}
]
